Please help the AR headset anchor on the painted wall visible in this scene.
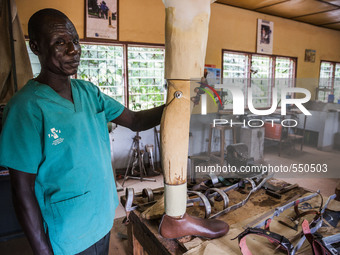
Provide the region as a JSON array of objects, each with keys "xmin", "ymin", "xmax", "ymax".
[
  {"xmin": 17, "ymin": 0, "xmax": 340, "ymax": 85},
  {"xmin": 16, "ymin": 0, "xmax": 165, "ymax": 44}
]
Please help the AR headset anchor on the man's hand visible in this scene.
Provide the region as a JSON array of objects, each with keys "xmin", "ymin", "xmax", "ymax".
[{"xmin": 10, "ymin": 169, "xmax": 53, "ymax": 255}]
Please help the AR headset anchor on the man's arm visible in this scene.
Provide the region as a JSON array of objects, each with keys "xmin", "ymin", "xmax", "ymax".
[
  {"xmin": 10, "ymin": 169, "xmax": 53, "ymax": 255},
  {"xmin": 113, "ymin": 104, "xmax": 165, "ymax": 131}
]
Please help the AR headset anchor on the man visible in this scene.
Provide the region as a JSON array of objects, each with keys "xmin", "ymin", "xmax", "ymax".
[{"xmin": 0, "ymin": 9, "xmax": 164, "ymax": 255}]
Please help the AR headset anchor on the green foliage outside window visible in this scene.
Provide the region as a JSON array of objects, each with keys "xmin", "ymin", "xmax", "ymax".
[
  {"xmin": 128, "ymin": 47, "xmax": 165, "ymax": 110},
  {"xmin": 78, "ymin": 44, "xmax": 125, "ymax": 104}
]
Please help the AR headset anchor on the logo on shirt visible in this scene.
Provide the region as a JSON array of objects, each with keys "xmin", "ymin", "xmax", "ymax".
[{"xmin": 48, "ymin": 128, "xmax": 64, "ymax": 146}]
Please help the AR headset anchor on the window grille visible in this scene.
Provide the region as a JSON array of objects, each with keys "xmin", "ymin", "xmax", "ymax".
[
  {"xmin": 318, "ymin": 61, "xmax": 340, "ymax": 103},
  {"xmin": 78, "ymin": 44, "xmax": 125, "ymax": 104},
  {"xmin": 128, "ymin": 46, "xmax": 165, "ymax": 110},
  {"xmin": 222, "ymin": 50, "xmax": 296, "ymax": 110}
]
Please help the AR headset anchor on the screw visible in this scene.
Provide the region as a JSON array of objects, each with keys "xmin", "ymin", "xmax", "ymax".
[{"xmin": 174, "ymin": 91, "xmax": 183, "ymax": 99}]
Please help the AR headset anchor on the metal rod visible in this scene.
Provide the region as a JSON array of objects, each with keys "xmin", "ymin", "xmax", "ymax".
[
  {"xmin": 186, "ymin": 173, "xmax": 267, "ymax": 205},
  {"xmin": 210, "ymin": 174, "xmax": 273, "ymax": 219}
]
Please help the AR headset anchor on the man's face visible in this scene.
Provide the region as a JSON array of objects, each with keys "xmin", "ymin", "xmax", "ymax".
[{"xmin": 35, "ymin": 16, "xmax": 81, "ymax": 77}]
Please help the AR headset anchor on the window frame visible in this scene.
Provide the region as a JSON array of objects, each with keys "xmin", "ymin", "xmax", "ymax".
[
  {"xmin": 221, "ymin": 49, "xmax": 297, "ymax": 110},
  {"xmin": 318, "ymin": 60, "xmax": 340, "ymax": 102}
]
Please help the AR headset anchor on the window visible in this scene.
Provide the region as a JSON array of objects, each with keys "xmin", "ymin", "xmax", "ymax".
[
  {"xmin": 250, "ymin": 55, "xmax": 273, "ymax": 108},
  {"xmin": 26, "ymin": 42, "xmax": 165, "ymax": 109},
  {"xmin": 222, "ymin": 50, "xmax": 296, "ymax": 109},
  {"xmin": 275, "ymin": 57, "xmax": 296, "ymax": 106},
  {"xmin": 318, "ymin": 61, "xmax": 340, "ymax": 102},
  {"xmin": 128, "ymin": 46, "xmax": 165, "ymax": 110},
  {"xmin": 78, "ymin": 44, "xmax": 125, "ymax": 104},
  {"xmin": 222, "ymin": 52, "xmax": 249, "ymax": 108},
  {"xmin": 26, "ymin": 42, "xmax": 40, "ymax": 77}
]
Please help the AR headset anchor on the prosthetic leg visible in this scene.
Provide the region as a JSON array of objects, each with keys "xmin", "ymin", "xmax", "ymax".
[{"xmin": 159, "ymin": 0, "xmax": 229, "ymax": 239}]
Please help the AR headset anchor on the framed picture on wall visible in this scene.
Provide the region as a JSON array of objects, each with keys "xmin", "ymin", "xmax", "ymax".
[
  {"xmin": 304, "ymin": 49, "xmax": 316, "ymax": 62},
  {"xmin": 85, "ymin": 0, "xmax": 118, "ymax": 40},
  {"xmin": 256, "ymin": 19, "xmax": 274, "ymax": 55}
]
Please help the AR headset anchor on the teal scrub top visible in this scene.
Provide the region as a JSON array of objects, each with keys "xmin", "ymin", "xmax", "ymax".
[{"xmin": 0, "ymin": 79, "xmax": 125, "ymax": 254}]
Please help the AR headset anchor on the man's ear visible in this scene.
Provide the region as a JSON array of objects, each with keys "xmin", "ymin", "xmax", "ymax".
[{"xmin": 29, "ymin": 40, "xmax": 39, "ymax": 55}]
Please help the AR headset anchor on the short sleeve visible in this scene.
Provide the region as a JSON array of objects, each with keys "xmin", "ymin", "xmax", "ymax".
[
  {"xmin": 0, "ymin": 103, "xmax": 42, "ymax": 174},
  {"xmin": 100, "ymin": 91, "xmax": 125, "ymax": 122}
]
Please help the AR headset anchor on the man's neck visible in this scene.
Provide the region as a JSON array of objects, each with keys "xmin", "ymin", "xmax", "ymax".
[{"xmin": 35, "ymin": 71, "xmax": 74, "ymax": 103}]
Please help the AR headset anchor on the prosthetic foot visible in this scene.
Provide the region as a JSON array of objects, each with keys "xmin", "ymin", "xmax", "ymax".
[{"xmin": 159, "ymin": 213, "xmax": 229, "ymax": 239}]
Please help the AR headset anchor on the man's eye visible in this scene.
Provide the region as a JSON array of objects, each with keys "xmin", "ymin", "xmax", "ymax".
[{"xmin": 55, "ymin": 40, "xmax": 65, "ymax": 46}]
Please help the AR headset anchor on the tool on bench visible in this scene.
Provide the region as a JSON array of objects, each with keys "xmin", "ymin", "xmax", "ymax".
[
  {"xmin": 123, "ymin": 188, "xmax": 135, "ymax": 224},
  {"xmin": 264, "ymin": 183, "xmax": 299, "ymax": 199},
  {"xmin": 209, "ymin": 174, "xmax": 273, "ymax": 219},
  {"xmin": 323, "ymin": 210, "xmax": 340, "ymax": 228},
  {"xmin": 226, "ymin": 143, "xmax": 253, "ymax": 169},
  {"xmin": 122, "ymin": 187, "xmax": 163, "ymax": 223},
  {"xmin": 189, "ymin": 173, "xmax": 224, "ymax": 191},
  {"xmin": 320, "ymin": 232, "xmax": 340, "ymax": 254},
  {"xmin": 187, "ymin": 190, "xmax": 212, "ymax": 218},
  {"xmin": 278, "ymin": 192, "xmax": 324, "ymax": 231}
]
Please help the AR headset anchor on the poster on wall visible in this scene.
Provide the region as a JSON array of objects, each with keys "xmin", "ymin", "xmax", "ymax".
[
  {"xmin": 256, "ymin": 19, "xmax": 274, "ymax": 55},
  {"xmin": 204, "ymin": 66, "xmax": 221, "ymax": 85},
  {"xmin": 304, "ymin": 49, "xmax": 316, "ymax": 62},
  {"xmin": 85, "ymin": 0, "xmax": 118, "ymax": 40}
]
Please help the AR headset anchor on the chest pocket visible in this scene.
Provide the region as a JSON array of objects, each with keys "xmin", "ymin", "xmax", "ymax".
[{"xmin": 94, "ymin": 111, "xmax": 109, "ymax": 142}]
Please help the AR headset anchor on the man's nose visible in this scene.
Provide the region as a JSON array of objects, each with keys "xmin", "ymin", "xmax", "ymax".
[{"xmin": 66, "ymin": 42, "xmax": 80, "ymax": 55}]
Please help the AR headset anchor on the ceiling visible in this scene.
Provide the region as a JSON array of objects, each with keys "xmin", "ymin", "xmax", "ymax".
[{"xmin": 215, "ymin": 0, "xmax": 340, "ymax": 31}]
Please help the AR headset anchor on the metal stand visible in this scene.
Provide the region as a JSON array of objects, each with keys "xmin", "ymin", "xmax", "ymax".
[
  {"xmin": 122, "ymin": 132, "xmax": 156, "ymax": 186},
  {"xmin": 154, "ymin": 127, "xmax": 161, "ymax": 171}
]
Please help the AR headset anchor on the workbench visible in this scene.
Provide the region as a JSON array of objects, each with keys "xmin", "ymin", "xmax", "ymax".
[{"xmin": 126, "ymin": 181, "xmax": 328, "ymax": 255}]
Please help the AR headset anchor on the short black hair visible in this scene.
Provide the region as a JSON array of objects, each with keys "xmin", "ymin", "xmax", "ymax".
[{"xmin": 28, "ymin": 8, "xmax": 69, "ymax": 41}]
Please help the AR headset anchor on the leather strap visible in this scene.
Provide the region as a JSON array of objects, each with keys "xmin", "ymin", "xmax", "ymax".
[
  {"xmin": 236, "ymin": 228, "xmax": 294, "ymax": 255},
  {"xmin": 292, "ymin": 200, "xmax": 320, "ymax": 221},
  {"xmin": 302, "ymin": 220, "xmax": 331, "ymax": 255},
  {"xmin": 264, "ymin": 218, "xmax": 272, "ymax": 230}
]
